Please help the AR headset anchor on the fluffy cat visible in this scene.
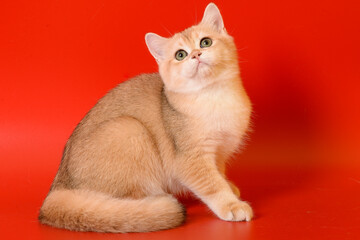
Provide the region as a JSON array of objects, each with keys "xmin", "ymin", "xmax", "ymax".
[{"xmin": 38, "ymin": 3, "xmax": 253, "ymax": 233}]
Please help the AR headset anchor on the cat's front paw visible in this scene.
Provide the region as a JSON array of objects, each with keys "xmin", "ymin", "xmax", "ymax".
[
  {"xmin": 215, "ymin": 200, "xmax": 253, "ymax": 221},
  {"xmin": 206, "ymin": 191, "xmax": 253, "ymax": 221}
]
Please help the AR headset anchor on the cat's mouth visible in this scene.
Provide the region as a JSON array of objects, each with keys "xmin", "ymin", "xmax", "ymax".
[
  {"xmin": 194, "ymin": 60, "xmax": 210, "ymax": 75},
  {"xmin": 195, "ymin": 59, "xmax": 209, "ymax": 70},
  {"xmin": 186, "ymin": 59, "xmax": 211, "ymax": 78}
]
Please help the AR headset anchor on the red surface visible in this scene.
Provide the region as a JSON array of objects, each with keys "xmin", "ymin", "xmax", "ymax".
[{"xmin": 1, "ymin": 0, "xmax": 359, "ymax": 239}]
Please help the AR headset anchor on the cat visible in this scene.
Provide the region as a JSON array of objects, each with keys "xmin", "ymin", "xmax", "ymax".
[{"xmin": 38, "ymin": 3, "xmax": 253, "ymax": 233}]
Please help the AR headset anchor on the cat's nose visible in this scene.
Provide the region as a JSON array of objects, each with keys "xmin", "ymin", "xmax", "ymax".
[{"xmin": 191, "ymin": 51, "xmax": 202, "ymax": 59}]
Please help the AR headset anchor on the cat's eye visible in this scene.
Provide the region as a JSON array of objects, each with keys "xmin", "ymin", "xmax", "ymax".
[
  {"xmin": 200, "ymin": 37, "xmax": 212, "ymax": 48},
  {"xmin": 175, "ymin": 50, "xmax": 188, "ymax": 61}
]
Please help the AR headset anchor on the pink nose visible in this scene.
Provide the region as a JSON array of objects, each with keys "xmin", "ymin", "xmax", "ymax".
[{"xmin": 191, "ymin": 51, "xmax": 202, "ymax": 59}]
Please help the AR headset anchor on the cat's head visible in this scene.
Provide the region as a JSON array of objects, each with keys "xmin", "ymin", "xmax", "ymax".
[{"xmin": 145, "ymin": 3, "xmax": 239, "ymax": 93}]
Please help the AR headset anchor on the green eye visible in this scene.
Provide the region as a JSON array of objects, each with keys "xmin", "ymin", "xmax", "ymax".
[
  {"xmin": 175, "ymin": 49, "xmax": 188, "ymax": 61},
  {"xmin": 200, "ymin": 37, "xmax": 212, "ymax": 48}
]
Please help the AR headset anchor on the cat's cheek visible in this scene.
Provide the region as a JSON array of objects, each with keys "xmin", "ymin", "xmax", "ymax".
[
  {"xmin": 159, "ymin": 62, "xmax": 177, "ymax": 85},
  {"xmin": 201, "ymin": 51, "xmax": 214, "ymax": 64},
  {"xmin": 167, "ymin": 74, "xmax": 186, "ymax": 91},
  {"xmin": 180, "ymin": 62, "xmax": 194, "ymax": 78}
]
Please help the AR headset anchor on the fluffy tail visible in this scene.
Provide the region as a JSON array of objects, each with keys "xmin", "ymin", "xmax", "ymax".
[{"xmin": 38, "ymin": 189, "xmax": 186, "ymax": 233}]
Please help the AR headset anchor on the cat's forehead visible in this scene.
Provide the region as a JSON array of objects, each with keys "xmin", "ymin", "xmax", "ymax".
[{"xmin": 171, "ymin": 26, "xmax": 210, "ymax": 45}]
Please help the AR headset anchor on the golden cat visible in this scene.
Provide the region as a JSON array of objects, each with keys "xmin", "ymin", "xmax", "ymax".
[{"xmin": 39, "ymin": 3, "xmax": 253, "ymax": 232}]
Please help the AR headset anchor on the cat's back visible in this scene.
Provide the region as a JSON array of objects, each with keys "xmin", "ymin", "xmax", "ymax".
[
  {"xmin": 106, "ymin": 72, "xmax": 164, "ymax": 112},
  {"xmin": 73, "ymin": 73, "xmax": 164, "ymax": 137}
]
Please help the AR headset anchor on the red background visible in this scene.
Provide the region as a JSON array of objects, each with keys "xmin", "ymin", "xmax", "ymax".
[{"xmin": 0, "ymin": 0, "xmax": 359, "ymax": 239}]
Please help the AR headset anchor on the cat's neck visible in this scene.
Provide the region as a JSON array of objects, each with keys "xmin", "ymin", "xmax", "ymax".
[{"xmin": 164, "ymin": 76, "xmax": 248, "ymax": 118}]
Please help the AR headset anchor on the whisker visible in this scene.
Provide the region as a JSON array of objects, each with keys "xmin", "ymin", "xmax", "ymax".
[
  {"xmin": 161, "ymin": 24, "xmax": 173, "ymax": 37},
  {"xmin": 237, "ymin": 46, "xmax": 249, "ymax": 52}
]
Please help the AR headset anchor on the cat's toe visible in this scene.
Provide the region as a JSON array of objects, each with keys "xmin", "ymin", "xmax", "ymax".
[{"xmin": 219, "ymin": 201, "xmax": 253, "ymax": 222}]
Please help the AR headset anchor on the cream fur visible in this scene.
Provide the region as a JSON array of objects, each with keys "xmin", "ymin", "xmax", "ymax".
[{"xmin": 39, "ymin": 3, "xmax": 253, "ymax": 233}]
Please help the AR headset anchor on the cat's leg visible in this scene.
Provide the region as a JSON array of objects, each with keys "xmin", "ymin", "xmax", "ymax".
[
  {"xmin": 216, "ymin": 156, "xmax": 241, "ymax": 198},
  {"xmin": 228, "ymin": 181, "xmax": 240, "ymax": 198},
  {"xmin": 42, "ymin": 117, "xmax": 186, "ymax": 232},
  {"xmin": 68, "ymin": 116, "xmax": 167, "ymax": 198},
  {"xmin": 175, "ymin": 153, "xmax": 253, "ymax": 221}
]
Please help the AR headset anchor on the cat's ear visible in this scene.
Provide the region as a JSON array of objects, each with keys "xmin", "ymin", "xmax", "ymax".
[
  {"xmin": 145, "ymin": 33, "xmax": 168, "ymax": 61},
  {"xmin": 201, "ymin": 3, "xmax": 225, "ymax": 32}
]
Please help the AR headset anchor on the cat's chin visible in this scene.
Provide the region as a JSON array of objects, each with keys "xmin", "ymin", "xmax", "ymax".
[{"xmin": 192, "ymin": 62, "xmax": 212, "ymax": 78}]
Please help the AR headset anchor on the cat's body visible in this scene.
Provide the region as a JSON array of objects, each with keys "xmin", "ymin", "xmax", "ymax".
[{"xmin": 39, "ymin": 3, "xmax": 253, "ymax": 233}]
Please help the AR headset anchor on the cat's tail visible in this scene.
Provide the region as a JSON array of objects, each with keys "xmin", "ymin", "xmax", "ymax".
[{"xmin": 38, "ymin": 189, "xmax": 186, "ymax": 233}]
